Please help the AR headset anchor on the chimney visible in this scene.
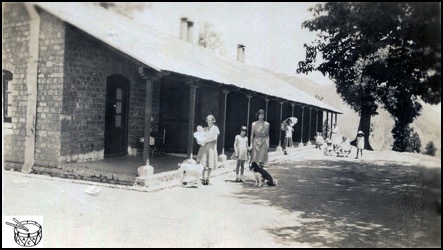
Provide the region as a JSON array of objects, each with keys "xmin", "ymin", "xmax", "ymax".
[
  {"xmin": 180, "ymin": 17, "xmax": 188, "ymax": 41},
  {"xmin": 187, "ymin": 20, "xmax": 194, "ymax": 44},
  {"xmin": 237, "ymin": 44, "xmax": 245, "ymax": 63}
]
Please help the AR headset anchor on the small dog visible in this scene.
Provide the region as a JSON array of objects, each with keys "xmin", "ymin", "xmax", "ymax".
[
  {"xmin": 249, "ymin": 162, "xmax": 278, "ymax": 187},
  {"xmin": 178, "ymin": 163, "xmax": 204, "ymax": 187}
]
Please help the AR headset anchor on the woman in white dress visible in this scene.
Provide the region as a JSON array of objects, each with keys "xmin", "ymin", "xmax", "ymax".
[{"xmin": 197, "ymin": 114, "xmax": 220, "ymax": 185}]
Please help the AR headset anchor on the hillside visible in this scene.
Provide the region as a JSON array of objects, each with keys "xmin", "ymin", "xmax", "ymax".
[{"xmin": 265, "ymin": 70, "xmax": 441, "ymax": 157}]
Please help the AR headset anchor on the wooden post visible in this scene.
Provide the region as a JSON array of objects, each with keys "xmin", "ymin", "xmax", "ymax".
[
  {"xmin": 308, "ymin": 107, "xmax": 312, "ymax": 143},
  {"xmin": 279, "ymin": 101, "xmax": 283, "ymax": 147},
  {"xmin": 300, "ymin": 106, "xmax": 305, "ymax": 144},
  {"xmin": 221, "ymin": 89, "xmax": 230, "ymax": 155},
  {"xmin": 138, "ymin": 67, "xmax": 156, "ymax": 165},
  {"xmin": 325, "ymin": 111, "xmax": 329, "ymax": 138},
  {"xmin": 264, "ymin": 97, "xmax": 269, "ymax": 121},
  {"xmin": 291, "ymin": 103, "xmax": 295, "ymax": 146},
  {"xmin": 187, "ymin": 83, "xmax": 198, "ymax": 158},
  {"xmin": 330, "ymin": 112, "xmax": 333, "ymax": 139},
  {"xmin": 246, "ymin": 94, "xmax": 252, "ymax": 132},
  {"xmin": 315, "ymin": 109, "xmax": 318, "ymax": 133}
]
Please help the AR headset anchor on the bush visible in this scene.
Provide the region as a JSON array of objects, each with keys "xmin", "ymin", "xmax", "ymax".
[
  {"xmin": 392, "ymin": 125, "xmax": 421, "ymax": 153},
  {"xmin": 425, "ymin": 141, "xmax": 436, "ymax": 156}
]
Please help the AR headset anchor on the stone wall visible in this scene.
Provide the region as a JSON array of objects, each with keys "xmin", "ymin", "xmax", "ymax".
[
  {"xmin": 34, "ymin": 10, "xmax": 66, "ymax": 167},
  {"xmin": 61, "ymin": 24, "xmax": 161, "ymax": 163},
  {"xmin": 2, "ymin": 3, "xmax": 31, "ymax": 164},
  {"xmin": 3, "ymin": 4, "xmax": 161, "ymax": 169}
]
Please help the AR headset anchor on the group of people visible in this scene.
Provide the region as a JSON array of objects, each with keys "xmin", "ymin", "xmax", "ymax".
[
  {"xmin": 194, "ymin": 111, "xmax": 366, "ymax": 185},
  {"xmin": 194, "ymin": 109, "xmax": 270, "ymax": 185},
  {"xmin": 315, "ymin": 123, "xmax": 365, "ymax": 159}
]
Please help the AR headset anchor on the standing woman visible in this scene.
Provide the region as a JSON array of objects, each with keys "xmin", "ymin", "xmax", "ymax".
[
  {"xmin": 249, "ymin": 109, "xmax": 270, "ymax": 167},
  {"xmin": 331, "ymin": 123, "xmax": 341, "ymax": 151},
  {"xmin": 197, "ymin": 114, "xmax": 220, "ymax": 185}
]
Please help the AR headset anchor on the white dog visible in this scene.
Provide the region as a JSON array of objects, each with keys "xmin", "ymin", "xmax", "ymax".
[{"xmin": 178, "ymin": 163, "xmax": 204, "ymax": 187}]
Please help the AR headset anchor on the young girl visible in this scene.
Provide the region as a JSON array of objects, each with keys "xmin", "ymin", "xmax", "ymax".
[
  {"xmin": 234, "ymin": 126, "xmax": 248, "ymax": 182},
  {"xmin": 356, "ymin": 131, "xmax": 364, "ymax": 159},
  {"xmin": 281, "ymin": 119, "xmax": 294, "ymax": 155}
]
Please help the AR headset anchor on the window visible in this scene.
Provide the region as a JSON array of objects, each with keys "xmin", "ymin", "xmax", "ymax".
[
  {"xmin": 115, "ymin": 88, "xmax": 122, "ymax": 127},
  {"xmin": 3, "ymin": 70, "xmax": 13, "ymax": 123}
]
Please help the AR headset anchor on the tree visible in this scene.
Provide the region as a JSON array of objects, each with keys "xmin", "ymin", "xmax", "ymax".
[
  {"xmin": 392, "ymin": 126, "xmax": 421, "ymax": 153},
  {"xmin": 297, "ymin": 3, "xmax": 441, "ymax": 151},
  {"xmin": 425, "ymin": 141, "xmax": 436, "ymax": 156},
  {"xmin": 197, "ymin": 22, "xmax": 227, "ymax": 55}
]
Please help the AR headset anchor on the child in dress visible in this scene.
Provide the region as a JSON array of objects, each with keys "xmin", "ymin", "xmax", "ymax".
[
  {"xmin": 314, "ymin": 132, "xmax": 325, "ymax": 150},
  {"xmin": 233, "ymin": 126, "xmax": 249, "ymax": 182},
  {"xmin": 355, "ymin": 131, "xmax": 364, "ymax": 159},
  {"xmin": 194, "ymin": 125, "xmax": 206, "ymax": 146},
  {"xmin": 281, "ymin": 119, "xmax": 294, "ymax": 155},
  {"xmin": 339, "ymin": 136, "xmax": 351, "ymax": 157},
  {"xmin": 324, "ymin": 139, "xmax": 334, "ymax": 156}
]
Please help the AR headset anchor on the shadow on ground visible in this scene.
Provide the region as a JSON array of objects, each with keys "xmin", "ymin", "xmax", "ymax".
[{"xmin": 230, "ymin": 159, "xmax": 441, "ymax": 247}]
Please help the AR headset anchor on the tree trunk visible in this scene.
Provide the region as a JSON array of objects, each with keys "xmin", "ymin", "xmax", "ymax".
[{"xmin": 350, "ymin": 106, "xmax": 374, "ymax": 150}]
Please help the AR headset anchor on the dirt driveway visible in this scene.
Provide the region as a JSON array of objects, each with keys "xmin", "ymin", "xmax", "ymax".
[
  {"xmin": 229, "ymin": 150, "xmax": 441, "ymax": 247},
  {"xmin": 3, "ymin": 150, "xmax": 440, "ymax": 247}
]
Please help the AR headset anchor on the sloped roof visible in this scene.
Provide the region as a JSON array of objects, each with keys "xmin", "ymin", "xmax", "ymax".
[{"xmin": 35, "ymin": 2, "xmax": 342, "ymax": 113}]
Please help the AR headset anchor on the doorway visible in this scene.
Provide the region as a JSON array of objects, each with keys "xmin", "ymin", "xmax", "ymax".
[{"xmin": 104, "ymin": 74, "xmax": 130, "ymax": 157}]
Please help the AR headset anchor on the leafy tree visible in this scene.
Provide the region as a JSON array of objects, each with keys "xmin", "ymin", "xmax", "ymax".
[
  {"xmin": 424, "ymin": 141, "xmax": 436, "ymax": 156},
  {"xmin": 409, "ymin": 130, "xmax": 421, "ymax": 153},
  {"xmin": 198, "ymin": 22, "xmax": 227, "ymax": 55},
  {"xmin": 297, "ymin": 3, "xmax": 441, "ymax": 151},
  {"xmin": 392, "ymin": 125, "xmax": 421, "ymax": 153}
]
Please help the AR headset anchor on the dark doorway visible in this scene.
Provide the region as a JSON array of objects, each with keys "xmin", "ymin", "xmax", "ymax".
[
  {"xmin": 160, "ymin": 79, "xmax": 190, "ymax": 153},
  {"xmin": 104, "ymin": 74, "xmax": 130, "ymax": 157}
]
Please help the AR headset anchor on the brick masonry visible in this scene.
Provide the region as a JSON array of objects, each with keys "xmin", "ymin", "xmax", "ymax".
[{"xmin": 3, "ymin": 3, "xmax": 161, "ymax": 170}]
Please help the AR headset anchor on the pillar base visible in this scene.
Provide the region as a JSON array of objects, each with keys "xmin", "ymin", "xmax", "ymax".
[
  {"xmin": 298, "ymin": 142, "xmax": 304, "ymax": 148},
  {"xmin": 218, "ymin": 153, "xmax": 227, "ymax": 168},
  {"xmin": 137, "ymin": 164, "xmax": 154, "ymax": 179},
  {"xmin": 276, "ymin": 146, "xmax": 283, "ymax": 152}
]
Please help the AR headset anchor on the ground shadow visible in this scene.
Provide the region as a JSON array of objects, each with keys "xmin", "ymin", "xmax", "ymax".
[{"xmin": 230, "ymin": 159, "xmax": 441, "ymax": 247}]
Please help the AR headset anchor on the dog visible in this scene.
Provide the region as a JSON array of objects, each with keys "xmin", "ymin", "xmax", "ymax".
[
  {"xmin": 249, "ymin": 162, "xmax": 278, "ymax": 187},
  {"xmin": 178, "ymin": 163, "xmax": 204, "ymax": 187}
]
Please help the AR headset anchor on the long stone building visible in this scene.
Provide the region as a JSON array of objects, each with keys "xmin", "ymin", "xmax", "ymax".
[{"xmin": 2, "ymin": 2, "xmax": 341, "ymax": 175}]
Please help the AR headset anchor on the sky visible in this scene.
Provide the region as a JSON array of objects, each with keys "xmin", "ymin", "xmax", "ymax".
[{"xmin": 129, "ymin": 2, "xmax": 333, "ymax": 85}]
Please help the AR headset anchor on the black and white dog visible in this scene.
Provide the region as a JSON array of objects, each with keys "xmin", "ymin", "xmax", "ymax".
[{"xmin": 249, "ymin": 162, "xmax": 278, "ymax": 187}]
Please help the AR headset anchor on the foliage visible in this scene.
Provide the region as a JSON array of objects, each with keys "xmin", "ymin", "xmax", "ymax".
[
  {"xmin": 298, "ymin": 3, "xmax": 441, "ymax": 151},
  {"xmin": 392, "ymin": 124, "xmax": 421, "ymax": 153},
  {"xmin": 197, "ymin": 22, "xmax": 227, "ymax": 55},
  {"xmin": 94, "ymin": 2, "xmax": 149, "ymax": 18},
  {"xmin": 424, "ymin": 141, "xmax": 436, "ymax": 156}
]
